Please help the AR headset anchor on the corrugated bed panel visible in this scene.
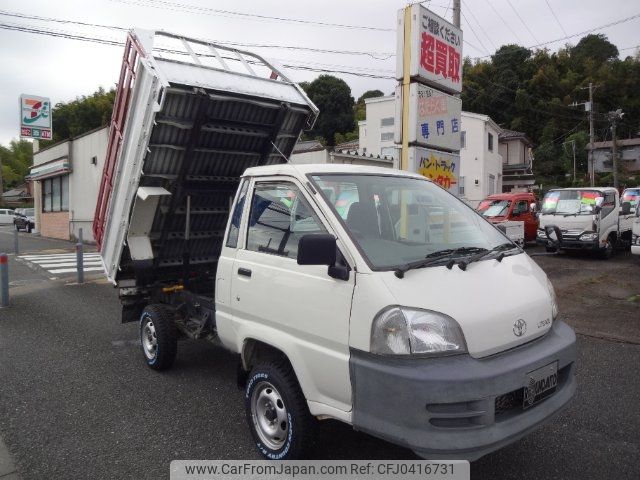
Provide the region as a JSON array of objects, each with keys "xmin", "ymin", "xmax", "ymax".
[{"xmin": 139, "ymin": 85, "xmax": 312, "ymax": 275}]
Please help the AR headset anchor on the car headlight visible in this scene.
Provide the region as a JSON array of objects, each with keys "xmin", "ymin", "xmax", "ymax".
[
  {"xmin": 537, "ymin": 228, "xmax": 545, "ymax": 237},
  {"xmin": 547, "ymin": 279, "xmax": 558, "ymax": 320},
  {"xmin": 580, "ymin": 232, "xmax": 598, "ymax": 241},
  {"xmin": 633, "ymin": 234, "xmax": 640, "ymax": 246},
  {"xmin": 370, "ymin": 307, "xmax": 467, "ymax": 356}
]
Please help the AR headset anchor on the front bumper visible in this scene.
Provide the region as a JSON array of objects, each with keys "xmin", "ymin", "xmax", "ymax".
[
  {"xmin": 536, "ymin": 237, "xmax": 599, "ymax": 250},
  {"xmin": 350, "ymin": 321, "xmax": 576, "ymax": 461}
]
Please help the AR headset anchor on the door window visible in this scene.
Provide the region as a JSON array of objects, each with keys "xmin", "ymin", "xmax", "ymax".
[
  {"xmin": 226, "ymin": 179, "xmax": 249, "ymax": 248},
  {"xmin": 601, "ymin": 193, "xmax": 616, "ymax": 217},
  {"xmin": 515, "ymin": 200, "xmax": 528, "ymax": 214},
  {"xmin": 246, "ymin": 182, "xmax": 327, "ymax": 259}
]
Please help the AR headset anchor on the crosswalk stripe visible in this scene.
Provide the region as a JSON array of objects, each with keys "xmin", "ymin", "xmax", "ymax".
[
  {"xmin": 26, "ymin": 257, "xmax": 102, "ymax": 264},
  {"xmin": 20, "ymin": 254, "xmax": 101, "ymax": 260},
  {"xmin": 39, "ymin": 262, "xmax": 104, "ymax": 268},
  {"xmin": 48, "ymin": 266, "xmax": 105, "ymax": 274}
]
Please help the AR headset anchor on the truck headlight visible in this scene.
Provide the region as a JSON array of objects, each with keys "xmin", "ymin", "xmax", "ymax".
[
  {"xmin": 370, "ymin": 307, "xmax": 467, "ymax": 356},
  {"xmin": 547, "ymin": 279, "xmax": 558, "ymax": 320},
  {"xmin": 633, "ymin": 234, "xmax": 640, "ymax": 246},
  {"xmin": 537, "ymin": 228, "xmax": 545, "ymax": 238},
  {"xmin": 580, "ymin": 232, "xmax": 598, "ymax": 241}
]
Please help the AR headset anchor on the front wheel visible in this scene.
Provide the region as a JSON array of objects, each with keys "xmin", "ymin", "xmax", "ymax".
[
  {"xmin": 139, "ymin": 304, "xmax": 177, "ymax": 371},
  {"xmin": 599, "ymin": 237, "xmax": 614, "ymax": 260},
  {"xmin": 27, "ymin": 223, "xmax": 33, "ymax": 233},
  {"xmin": 245, "ymin": 361, "xmax": 315, "ymax": 459},
  {"xmin": 14, "ymin": 223, "xmax": 20, "ymax": 232}
]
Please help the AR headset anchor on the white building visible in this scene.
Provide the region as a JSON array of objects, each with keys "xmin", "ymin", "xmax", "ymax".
[
  {"xmin": 30, "ymin": 126, "xmax": 108, "ymax": 242},
  {"xmin": 358, "ymin": 95, "xmax": 503, "ymax": 205}
]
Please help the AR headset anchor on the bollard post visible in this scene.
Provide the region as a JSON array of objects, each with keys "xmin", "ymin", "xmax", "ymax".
[
  {"xmin": 76, "ymin": 237, "xmax": 84, "ymax": 285},
  {"xmin": 0, "ymin": 253, "xmax": 8, "ymax": 307},
  {"xmin": 13, "ymin": 227, "xmax": 19, "ymax": 255}
]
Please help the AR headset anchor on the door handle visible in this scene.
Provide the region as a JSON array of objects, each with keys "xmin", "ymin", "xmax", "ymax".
[{"xmin": 238, "ymin": 267, "xmax": 252, "ymax": 278}]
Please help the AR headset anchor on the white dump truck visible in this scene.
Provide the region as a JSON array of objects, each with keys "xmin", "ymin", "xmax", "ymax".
[
  {"xmin": 537, "ymin": 187, "xmax": 634, "ymax": 258},
  {"xmin": 96, "ymin": 30, "xmax": 576, "ymax": 461}
]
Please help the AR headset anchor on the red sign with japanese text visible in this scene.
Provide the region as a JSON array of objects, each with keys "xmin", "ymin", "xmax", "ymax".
[{"xmin": 396, "ymin": 5, "xmax": 463, "ymax": 94}]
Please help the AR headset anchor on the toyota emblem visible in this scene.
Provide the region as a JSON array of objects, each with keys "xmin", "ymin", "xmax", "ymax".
[{"xmin": 513, "ymin": 319, "xmax": 527, "ymax": 337}]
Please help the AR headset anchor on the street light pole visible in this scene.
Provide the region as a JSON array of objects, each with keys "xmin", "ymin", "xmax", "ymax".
[{"xmin": 453, "ymin": 0, "xmax": 461, "ymax": 28}]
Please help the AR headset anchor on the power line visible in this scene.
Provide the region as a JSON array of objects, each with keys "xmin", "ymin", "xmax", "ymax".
[
  {"xmin": 108, "ymin": 0, "xmax": 395, "ymax": 32},
  {"xmin": 474, "ymin": 11, "xmax": 640, "ymax": 60},
  {"xmin": 461, "ymin": 0, "xmax": 497, "ymax": 51},
  {"xmin": 505, "ymin": 0, "xmax": 539, "ymax": 44},
  {"xmin": 482, "ymin": 0, "xmax": 523, "ymax": 44},
  {"xmin": 544, "ymin": 0, "xmax": 568, "ymax": 37},
  {"xmin": 460, "ymin": 10, "xmax": 490, "ymax": 54},
  {"xmin": 0, "ymin": 10, "xmax": 395, "ymax": 59},
  {"xmin": 0, "ymin": 21, "xmax": 396, "ymax": 80}
]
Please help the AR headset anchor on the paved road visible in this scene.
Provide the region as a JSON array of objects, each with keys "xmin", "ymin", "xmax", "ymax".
[{"xmin": 0, "ymin": 238, "xmax": 638, "ymax": 479}]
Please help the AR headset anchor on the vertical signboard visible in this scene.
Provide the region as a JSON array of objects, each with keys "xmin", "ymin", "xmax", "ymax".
[
  {"xmin": 20, "ymin": 94, "xmax": 52, "ymax": 140},
  {"xmin": 396, "ymin": 4, "xmax": 463, "ymax": 94},
  {"xmin": 395, "ymin": 83, "xmax": 461, "ymax": 151},
  {"xmin": 409, "ymin": 147, "xmax": 459, "ymax": 194}
]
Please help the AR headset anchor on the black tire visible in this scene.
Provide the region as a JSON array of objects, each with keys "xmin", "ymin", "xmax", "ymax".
[
  {"xmin": 27, "ymin": 223, "xmax": 33, "ymax": 233},
  {"xmin": 14, "ymin": 223, "xmax": 20, "ymax": 232},
  {"xmin": 599, "ymin": 236, "xmax": 614, "ymax": 260},
  {"xmin": 139, "ymin": 304, "xmax": 178, "ymax": 371},
  {"xmin": 545, "ymin": 245, "xmax": 557, "ymax": 253},
  {"xmin": 245, "ymin": 360, "xmax": 315, "ymax": 459}
]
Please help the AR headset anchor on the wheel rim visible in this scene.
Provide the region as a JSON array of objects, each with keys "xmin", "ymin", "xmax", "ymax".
[
  {"xmin": 141, "ymin": 318, "xmax": 158, "ymax": 360},
  {"xmin": 251, "ymin": 381, "xmax": 289, "ymax": 450}
]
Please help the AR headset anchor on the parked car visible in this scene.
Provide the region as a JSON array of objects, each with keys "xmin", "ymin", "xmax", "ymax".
[
  {"xmin": 537, "ymin": 187, "xmax": 633, "ymax": 258},
  {"xmin": 95, "ymin": 30, "xmax": 577, "ymax": 462},
  {"xmin": 0, "ymin": 208, "xmax": 16, "ymax": 225},
  {"xmin": 631, "ymin": 201, "xmax": 640, "ymax": 257},
  {"xmin": 14, "ymin": 208, "xmax": 35, "ymax": 233},
  {"xmin": 476, "ymin": 192, "xmax": 539, "ymax": 242}
]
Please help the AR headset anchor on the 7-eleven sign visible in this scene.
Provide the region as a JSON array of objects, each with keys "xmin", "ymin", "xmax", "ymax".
[{"xmin": 20, "ymin": 94, "xmax": 52, "ymax": 140}]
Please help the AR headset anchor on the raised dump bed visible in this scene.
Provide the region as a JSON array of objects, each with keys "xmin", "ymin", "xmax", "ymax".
[{"xmin": 94, "ymin": 30, "xmax": 318, "ymax": 287}]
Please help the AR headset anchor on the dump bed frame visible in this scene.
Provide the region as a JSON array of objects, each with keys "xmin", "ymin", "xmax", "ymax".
[{"xmin": 94, "ymin": 29, "xmax": 318, "ymax": 288}]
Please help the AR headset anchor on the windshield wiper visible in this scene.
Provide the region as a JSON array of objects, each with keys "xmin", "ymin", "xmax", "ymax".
[
  {"xmin": 457, "ymin": 242, "xmax": 519, "ymax": 270},
  {"xmin": 394, "ymin": 247, "xmax": 488, "ymax": 278}
]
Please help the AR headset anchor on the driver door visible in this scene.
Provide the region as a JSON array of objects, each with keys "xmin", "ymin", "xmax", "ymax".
[{"xmin": 231, "ymin": 178, "xmax": 355, "ymax": 412}]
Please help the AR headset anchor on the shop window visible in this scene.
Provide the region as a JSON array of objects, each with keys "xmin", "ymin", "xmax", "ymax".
[{"xmin": 42, "ymin": 175, "xmax": 69, "ymax": 212}]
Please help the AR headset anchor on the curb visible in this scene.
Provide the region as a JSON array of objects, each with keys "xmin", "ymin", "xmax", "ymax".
[{"xmin": 0, "ymin": 435, "xmax": 20, "ymax": 480}]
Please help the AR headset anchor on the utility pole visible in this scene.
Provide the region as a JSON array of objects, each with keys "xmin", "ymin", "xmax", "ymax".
[
  {"xmin": 453, "ymin": 0, "xmax": 461, "ymax": 28},
  {"xmin": 0, "ymin": 155, "xmax": 4, "ymax": 206},
  {"xmin": 588, "ymin": 82, "xmax": 595, "ymax": 186},
  {"xmin": 608, "ymin": 109, "xmax": 625, "ymax": 190}
]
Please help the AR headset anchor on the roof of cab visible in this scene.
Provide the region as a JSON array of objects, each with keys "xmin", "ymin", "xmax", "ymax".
[
  {"xmin": 547, "ymin": 187, "xmax": 618, "ymax": 193},
  {"xmin": 484, "ymin": 192, "xmax": 536, "ymax": 200},
  {"xmin": 242, "ymin": 163, "xmax": 427, "ymax": 180}
]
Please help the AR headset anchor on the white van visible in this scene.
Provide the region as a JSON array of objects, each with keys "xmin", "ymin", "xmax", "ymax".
[
  {"xmin": 632, "ymin": 201, "xmax": 640, "ymax": 256},
  {"xmin": 0, "ymin": 208, "xmax": 16, "ymax": 225}
]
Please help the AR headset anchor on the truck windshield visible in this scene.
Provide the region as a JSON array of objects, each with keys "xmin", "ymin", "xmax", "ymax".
[
  {"xmin": 621, "ymin": 189, "xmax": 640, "ymax": 208},
  {"xmin": 311, "ymin": 174, "xmax": 516, "ymax": 270},
  {"xmin": 477, "ymin": 199, "xmax": 511, "ymax": 217},
  {"xmin": 542, "ymin": 190, "xmax": 603, "ymax": 215}
]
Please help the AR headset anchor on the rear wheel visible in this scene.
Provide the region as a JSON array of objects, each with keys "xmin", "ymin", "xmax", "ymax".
[
  {"xmin": 545, "ymin": 245, "xmax": 557, "ymax": 253},
  {"xmin": 139, "ymin": 304, "xmax": 178, "ymax": 371},
  {"xmin": 27, "ymin": 223, "xmax": 33, "ymax": 233},
  {"xmin": 245, "ymin": 360, "xmax": 314, "ymax": 459}
]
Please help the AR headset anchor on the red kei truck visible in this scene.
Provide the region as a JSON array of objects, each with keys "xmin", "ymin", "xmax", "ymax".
[{"xmin": 477, "ymin": 192, "xmax": 539, "ymax": 242}]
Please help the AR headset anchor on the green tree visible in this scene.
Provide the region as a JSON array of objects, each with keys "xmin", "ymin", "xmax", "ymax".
[
  {"xmin": 354, "ymin": 89, "xmax": 384, "ymax": 121},
  {"xmin": 304, "ymin": 75, "xmax": 355, "ymax": 146},
  {"xmin": 0, "ymin": 140, "xmax": 33, "ymax": 200},
  {"xmin": 43, "ymin": 87, "xmax": 116, "ymax": 145}
]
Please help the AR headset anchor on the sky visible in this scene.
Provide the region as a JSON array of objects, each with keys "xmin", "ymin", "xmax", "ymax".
[{"xmin": 1, "ymin": 0, "xmax": 639, "ymax": 147}]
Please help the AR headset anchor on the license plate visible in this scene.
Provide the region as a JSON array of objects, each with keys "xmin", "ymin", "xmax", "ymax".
[{"xmin": 523, "ymin": 361, "xmax": 558, "ymax": 409}]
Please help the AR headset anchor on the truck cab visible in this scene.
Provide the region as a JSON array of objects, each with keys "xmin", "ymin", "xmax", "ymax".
[
  {"xmin": 476, "ymin": 192, "xmax": 538, "ymax": 241},
  {"xmin": 537, "ymin": 187, "xmax": 633, "ymax": 257}
]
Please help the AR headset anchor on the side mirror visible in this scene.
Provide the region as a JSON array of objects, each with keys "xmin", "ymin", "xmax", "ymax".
[
  {"xmin": 297, "ymin": 234, "xmax": 350, "ymax": 280},
  {"xmin": 530, "ymin": 203, "xmax": 537, "ymax": 213},
  {"xmin": 297, "ymin": 234, "xmax": 337, "ymax": 266},
  {"xmin": 621, "ymin": 201, "xmax": 631, "ymax": 215}
]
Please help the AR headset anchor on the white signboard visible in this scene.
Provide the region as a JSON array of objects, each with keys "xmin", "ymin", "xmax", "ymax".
[
  {"xmin": 396, "ymin": 4, "xmax": 463, "ymax": 94},
  {"xmin": 20, "ymin": 94, "xmax": 52, "ymax": 140},
  {"xmin": 395, "ymin": 83, "xmax": 461, "ymax": 151},
  {"xmin": 409, "ymin": 146, "xmax": 460, "ymax": 195}
]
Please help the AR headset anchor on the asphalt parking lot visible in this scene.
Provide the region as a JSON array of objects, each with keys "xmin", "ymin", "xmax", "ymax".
[{"xmin": 0, "ymin": 228, "xmax": 639, "ymax": 479}]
